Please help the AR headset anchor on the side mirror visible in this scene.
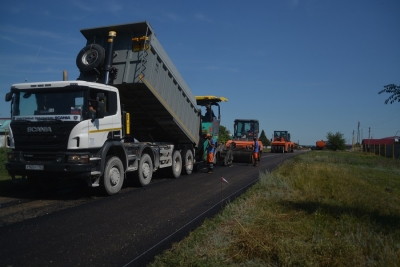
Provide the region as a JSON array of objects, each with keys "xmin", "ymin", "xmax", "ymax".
[
  {"xmin": 5, "ymin": 92, "xmax": 13, "ymax": 102},
  {"xmin": 96, "ymin": 102, "xmax": 105, "ymax": 119},
  {"xmin": 96, "ymin": 92, "xmax": 105, "ymax": 101}
]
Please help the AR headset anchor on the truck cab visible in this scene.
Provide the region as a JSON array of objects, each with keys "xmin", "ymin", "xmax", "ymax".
[{"xmin": 5, "ymin": 81, "xmax": 130, "ymax": 193}]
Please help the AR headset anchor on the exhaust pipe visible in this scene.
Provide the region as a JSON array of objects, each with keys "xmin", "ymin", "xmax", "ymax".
[
  {"xmin": 104, "ymin": 31, "xmax": 117, "ymax": 85},
  {"xmin": 63, "ymin": 70, "xmax": 68, "ymax": 81}
]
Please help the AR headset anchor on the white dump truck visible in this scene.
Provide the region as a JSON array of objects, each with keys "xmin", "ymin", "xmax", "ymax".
[{"xmin": 5, "ymin": 21, "xmax": 231, "ymax": 195}]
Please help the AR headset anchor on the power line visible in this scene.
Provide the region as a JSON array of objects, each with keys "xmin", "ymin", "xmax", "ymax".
[
  {"xmin": 25, "ymin": 44, "xmax": 42, "ymax": 82},
  {"xmin": 363, "ymin": 104, "xmax": 400, "ymax": 129}
]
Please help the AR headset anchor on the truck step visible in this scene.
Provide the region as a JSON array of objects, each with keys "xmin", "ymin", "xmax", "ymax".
[
  {"xmin": 126, "ymin": 166, "xmax": 138, "ymax": 172},
  {"xmin": 127, "ymin": 155, "xmax": 136, "ymax": 160}
]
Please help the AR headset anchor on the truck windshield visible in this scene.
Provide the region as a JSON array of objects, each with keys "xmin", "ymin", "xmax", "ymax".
[{"xmin": 11, "ymin": 90, "xmax": 85, "ymax": 122}]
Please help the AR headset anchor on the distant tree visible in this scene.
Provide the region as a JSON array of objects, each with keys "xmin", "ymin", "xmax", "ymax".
[
  {"xmin": 218, "ymin": 125, "xmax": 231, "ymax": 144},
  {"xmin": 259, "ymin": 130, "xmax": 270, "ymax": 146},
  {"xmin": 326, "ymin": 132, "xmax": 346, "ymax": 151},
  {"xmin": 378, "ymin": 84, "xmax": 400, "ymax": 104}
]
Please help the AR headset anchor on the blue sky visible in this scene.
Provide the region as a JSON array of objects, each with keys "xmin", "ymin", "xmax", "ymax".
[{"xmin": 0, "ymin": 0, "xmax": 399, "ymax": 145}]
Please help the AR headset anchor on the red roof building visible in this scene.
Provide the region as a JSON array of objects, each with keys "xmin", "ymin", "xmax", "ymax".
[{"xmin": 362, "ymin": 136, "xmax": 399, "ymax": 145}]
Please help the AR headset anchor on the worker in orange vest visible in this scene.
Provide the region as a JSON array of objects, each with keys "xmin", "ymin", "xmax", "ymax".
[
  {"xmin": 252, "ymin": 136, "xmax": 260, "ymax": 167},
  {"xmin": 206, "ymin": 133, "xmax": 215, "ymax": 173}
]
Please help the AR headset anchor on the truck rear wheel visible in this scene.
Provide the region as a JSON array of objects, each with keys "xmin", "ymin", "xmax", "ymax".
[
  {"xmin": 76, "ymin": 44, "xmax": 105, "ymax": 72},
  {"xmin": 102, "ymin": 156, "xmax": 124, "ymax": 195},
  {"xmin": 182, "ymin": 149, "xmax": 194, "ymax": 175},
  {"xmin": 170, "ymin": 150, "xmax": 182, "ymax": 178},
  {"xmin": 137, "ymin": 154, "xmax": 153, "ymax": 186}
]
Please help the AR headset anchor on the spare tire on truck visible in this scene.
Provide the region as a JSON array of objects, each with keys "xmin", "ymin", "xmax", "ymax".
[{"xmin": 76, "ymin": 44, "xmax": 105, "ymax": 72}]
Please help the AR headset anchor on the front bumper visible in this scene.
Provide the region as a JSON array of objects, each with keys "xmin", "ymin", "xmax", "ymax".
[{"xmin": 6, "ymin": 151, "xmax": 93, "ymax": 178}]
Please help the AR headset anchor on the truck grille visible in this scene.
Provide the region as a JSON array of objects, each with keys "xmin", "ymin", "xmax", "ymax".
[
  {"xmin": 23, "ymin": 153, "xmax": 58, "ymax": 162},
  {"xmin": 10, "ymin": 123, "xmax": 76, "ymax": 151}
]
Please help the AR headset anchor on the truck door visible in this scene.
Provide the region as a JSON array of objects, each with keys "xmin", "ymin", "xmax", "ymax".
[{"xmin": 87, "ymin": 89, "xmax": 119, "ymax": 148}]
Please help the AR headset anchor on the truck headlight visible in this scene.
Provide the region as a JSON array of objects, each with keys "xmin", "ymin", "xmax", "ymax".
[
  {"xmin": 68, "ymin": 155, "xmax": 89, "ymax": 163},
  {"xmin": 8, "ymin": 153, "xmax": 20, "ymax": 162},
  {"xmin": 8, "ymin": 154, "xmax": 16, "ymax": 162}
]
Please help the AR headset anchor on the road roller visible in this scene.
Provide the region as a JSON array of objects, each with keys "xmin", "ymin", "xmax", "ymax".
[{"xmin": 225, "ymin": 119, "xmax": 263, "ymax": 164}]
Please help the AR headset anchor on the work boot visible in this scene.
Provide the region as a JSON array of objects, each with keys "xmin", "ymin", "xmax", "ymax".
[{"xmin": 208, "ymin": 169, "xmax": 213, "ymax": 174}]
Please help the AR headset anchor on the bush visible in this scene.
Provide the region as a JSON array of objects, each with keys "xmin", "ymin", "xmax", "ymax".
[{"xmin": 0, "ymin": 147, "xmax": 11, "ymax": 181}]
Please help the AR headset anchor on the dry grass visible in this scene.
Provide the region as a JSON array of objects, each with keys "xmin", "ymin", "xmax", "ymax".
[{"xmin": 149, "ymin": 151, "xmax": 400, "ymax": 267}]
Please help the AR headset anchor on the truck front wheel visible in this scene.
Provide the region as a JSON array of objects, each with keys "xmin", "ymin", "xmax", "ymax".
[
  {"xmin": 102, "ymin": 156, "xmax": 124, "ymax": 195},
  {"xmin": 137, "ymin": 154, "xmax": 153, "ymax": 186}
]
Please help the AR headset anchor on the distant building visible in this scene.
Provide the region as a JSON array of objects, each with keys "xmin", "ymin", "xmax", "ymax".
[
  {"xmin": 362, "ymin": 136, "xmax": 399, "ymax": 146},
  {"xmin": 362, "ymin": 136, "xmax": 400, "ymax": 159}
]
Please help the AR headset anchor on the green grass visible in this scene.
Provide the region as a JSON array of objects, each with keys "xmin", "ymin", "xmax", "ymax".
[{"xmin": 149, "ymin": 151, "xmax": 400, "ymax": 267}]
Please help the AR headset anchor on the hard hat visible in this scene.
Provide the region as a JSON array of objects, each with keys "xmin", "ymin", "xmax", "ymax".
[{"xmin": 206, "ymin": 134, "xmax": 211, "ymax": 138}]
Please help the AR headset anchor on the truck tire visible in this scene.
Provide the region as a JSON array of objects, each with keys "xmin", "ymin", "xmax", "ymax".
[
  {"xmin": 182, "ymin": 149, "xmax": 194, "ymax": 175},
  {"xmin": 76, "ymin": 44, "xmax": 105, "ymax": 72},
  {"xmin": 170, "ymin": 150, "xmax": 182, "ymax": 178},
  {"xmin": 102, "ymin": 156, "xmax": 124, "ymax": 195},
  {"xmin": 136, "ymin": 154, "xmax": 153, "ymax": 186}
]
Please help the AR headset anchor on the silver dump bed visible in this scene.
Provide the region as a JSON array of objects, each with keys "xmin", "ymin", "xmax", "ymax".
[{"xmin": 78, "ymin": 21, "xmax": 200, "ymax": 146}]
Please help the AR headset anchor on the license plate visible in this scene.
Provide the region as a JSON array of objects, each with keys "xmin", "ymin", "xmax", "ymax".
[{"xmin": 26, "ymin": 165, "xmax": 44, "ymax": 170}]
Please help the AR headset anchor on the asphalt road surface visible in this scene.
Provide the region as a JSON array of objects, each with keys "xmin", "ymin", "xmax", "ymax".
[{"xmin": 0, "ymin": 151, "xmax": 305, "ymax": 267}]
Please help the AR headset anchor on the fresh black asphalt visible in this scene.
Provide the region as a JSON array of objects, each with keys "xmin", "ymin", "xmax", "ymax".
[{"xmin": 0, "ymin": 152, "xmax": 304, "ymax": 267}]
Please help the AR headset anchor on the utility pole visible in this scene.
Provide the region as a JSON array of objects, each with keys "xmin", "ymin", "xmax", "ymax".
[{"xmin": 368, "ymin": 127, "xmax": 371, "ymax": 153}]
